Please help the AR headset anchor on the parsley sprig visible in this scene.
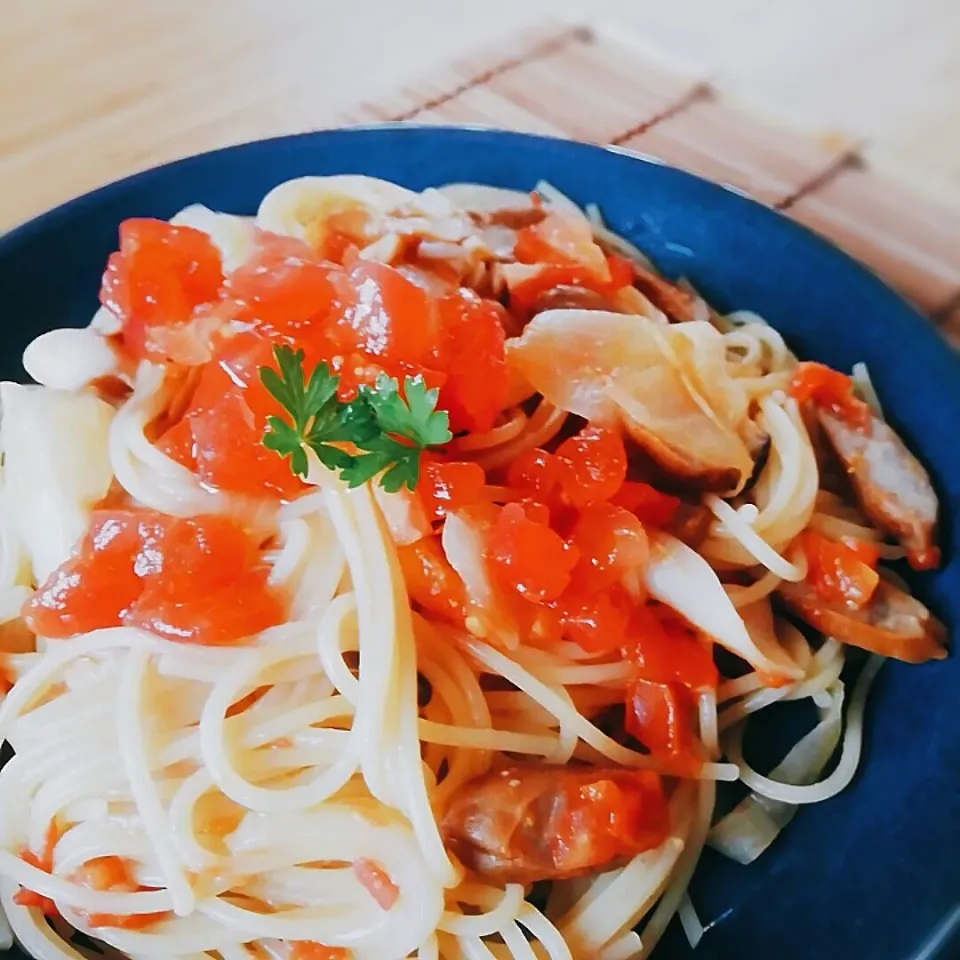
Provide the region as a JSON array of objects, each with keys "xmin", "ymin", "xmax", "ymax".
[{"xmin": 260, "ymin": 345, "xmax": 451, "ymax": 492}]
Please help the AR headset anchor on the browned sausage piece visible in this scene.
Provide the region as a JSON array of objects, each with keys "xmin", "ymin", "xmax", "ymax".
[
  {"xmin": 441, "ymin": 766, "xmax": 669, "ymax": 884},
  {"xmin": 778, "ymin": 577, "xmax": 946, "ymax": 664},
  {"xmin": 818, "ymin": 410, "xmax": 940, "ymax": 570},
  {"xmin": 669, "ymin": 502, "xmax": 714, "ymax": 548},
  {"xmin": 631, "ymin": 266, "xmax": 702, "ymax": 324},
  {"xmin": 530, "ymin": 284, "xmax": 616, "ymax": 315},
  {"xmin": 485, "ymin": 207, "xmax": 548, "ymax": 230}
]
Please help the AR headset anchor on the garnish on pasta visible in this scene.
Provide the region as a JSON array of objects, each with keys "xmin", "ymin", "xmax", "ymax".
[{"xmin": 261, "ymin": 344, "xmax": 452, "ymax": 490}]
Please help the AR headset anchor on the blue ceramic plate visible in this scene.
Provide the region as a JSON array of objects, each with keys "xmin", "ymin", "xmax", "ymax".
[{"xmin": 0, "ymin": 126, "xmax": 957, "ymax": 960}]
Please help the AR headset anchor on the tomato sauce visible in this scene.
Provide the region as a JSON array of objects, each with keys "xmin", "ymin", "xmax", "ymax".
[{"xmin": 23, "ymin": 511, "xmax": 286, "ymax": 646}]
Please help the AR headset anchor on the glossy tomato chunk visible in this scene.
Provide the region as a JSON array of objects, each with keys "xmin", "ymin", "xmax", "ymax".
[
  {"xmin": 437, "ymin": 291, "xmax": 509, "ymax": 434},
  {"xmin": 223, "ymin": 231, "xmax": 335, "ymax": 334},
  {"xmin": 798, "ymin": 530, "xmax": 879, "ymax": 609},
  {"xmin": 23, "ymin": 511, "xmax": 169, "ymax": 638},
  {"xmin": 289, "ymin": 943, "xmax": 350, "ymax": 960},
  {"xmin": 72, "ymin": 856, "xmax": 170, "ymax": 930},
  {"xmin": 419, "ymin": 458, "xmax": 486, "ymax": 522},
  {"xmin": 567, "ymin": 502, "xmax": 648, "ymax": 595},
  {"xmin": 514, "ymin": 212, "xmax": 608, "ymax": 275},
  {"xmin": 157, "ymin": 333, "xmax": 305, "ymax": 500},
  {"xmin": 397, "ymin": 536, "xmax": 466, "ymax": 624},
  {"xmin": 625, "ymin": 678, "xmax": 698, "ymax": 758},
  {"xmin": 555, "ymin": 425, "xmax": 627, "ymax": 507},
  {"xmin": 625, "ymin": 605, "xmax": 718, "ymax": 689},
  {"xmin": 352, "ymin": 858, "xmax": 399, "ymax": 910},
  {"xmin": 329, "ymin": 260, "xmax": 440, "ymax": 370},
  {"xmin": 788, "ymin": 361, "xmax": 870, "ymax": 428},
  {"xmin": 506, "ymin": 447, "xmax": 562, "ymax": 503},
  {"xmin": 486, "ymin": 503, "xmax": 578, "ymax": 604},
  {"xmin": 610, "ymin": 481, "xmax": 681, "ymax": 528},
  {"xmin": 554, "ymin": 587, "xmax": 630, "ymax": 654},
  {"xmin": 23, "ymin": 510, "xmax": 286, "ymax": 646},
  {"xmin": 100, "ymin": 219, "xmax": 223, "ymax": 360},
  {"xmin": 128, "ymin": 567, "xmax": 284, "ymax": 646}
]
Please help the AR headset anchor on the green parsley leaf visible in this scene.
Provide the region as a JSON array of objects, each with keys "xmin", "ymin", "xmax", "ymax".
[
  {"xmin": 361, "ymin": 374, "xmax": 452, "ymax": 449},
  {"xmin": 259, "ymin": 346, "xmax": 451, "ymax": 490}
]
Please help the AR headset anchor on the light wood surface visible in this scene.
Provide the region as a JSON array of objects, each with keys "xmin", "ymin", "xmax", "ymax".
[{"xmin": 1, "ymin": 0, "xmax": 959, "ymax": 232}]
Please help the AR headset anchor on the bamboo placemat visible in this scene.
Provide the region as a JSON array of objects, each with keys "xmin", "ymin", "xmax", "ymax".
[{"xmin": 337, "ymin": 23, "xmax": 960, "ymax": 347}]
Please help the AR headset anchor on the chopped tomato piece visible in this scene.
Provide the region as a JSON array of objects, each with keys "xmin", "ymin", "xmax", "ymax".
[
  {"xmin": 129, "ymin": 564, "xmax": 283, "ymax": 647},
  {"xmin": 436, "ymin": 291, "xmax": 509, "ymax": 434},
  {"xmin": 567, "ymin": 503, "xmax": 648, "ymax": 594},
  {"xmin": 14, "ymin": 821, "xmax": 65, "ymax": 917},
  {"xmin": 322, "ymin": 208, "xmax": 373, "ymax": 263},
  {"xmin": 555, "ymin": 425, "xmax": 627, "ymax": 507},
  {"xmin": 514, "ymin": 212, "xmax": 609, "ymax": 277},
  {"xmin": 23, "ymin": 511, "xmax": 167, "ymax": 638},
  {"xmin": 419, "ymin": 458, "xmax": 486, "ymax": 522},
  {"xmin": 28, "ymin": 820, "xmax": 62, "ymax": 873},
  {"xmin": 223, "ymin": 231, "xmax": 335, "ymax": 334},
  {"xmin": 72, "ymin": 856, "xmax": 129, "ymax": 891},
  {"xmin": 625, "ymin": 605, "xmax": 717, "ymax": 762},
  {"xmin": 156, "ymin": 417, "xmax": 195, "ymax": 465},
  {"xmin": 506, "ymin": 447, "xmax": 562, "ymax": 503},
  {"xmin": 839, "ymin": 536, "xmax": 881, "ymax": 567},
  {"xmin": 509, "ymin": 211, "xmax": 632, "ymax": 317},
  {"xmin": 525, "ymin": 602, "xmax": 565, "ymax": 646},
  {"xmin": 157, "ymin": 333, "xmax": 306, "ymax": 499},
  {"xmin": 554, "ymin": 586, "xmax": 630, "ymax": 654},
  {"xmin": 24, "ymin": 511, "xmax": 286, "ymax": 646},
  {"xmin": 789, "ymin": 361, "xmax": 871, "ymax": 429},
  {"xmin": 72, "ymin": 856, "xmax": 170, "ymax": 930},
  {"xmin": 799, "ymin": 530, "xmax": 880, "ymax": 609},
  {"xmin": 624, "ymin": 605, "xmax": 718, "ymax": 689},
  {"xmin": 397, "ymin": 536, "xmax": 466, "ymax": 624},
  {"xmin": 149, "ymin": 514, "xmax": 257, "ymax": 592},
  {"xmin": 626, "ymin": 678, "xmax": 698, "ymax": 757},
  {"xmin": 13, "ymin": 888, "xmax": 59, "ymax": 916},
  {"xmin": 100, "ymin": 218, "xmax": 223, "ymax": 361},
  {"xmin": 290, "ymin": 944, "xmax": 352, "ymax": 960},
  {"xmin": 610, "ymin": 481, "xmax": 681, "ymax": 528},
  {"xmin": 353, "ymin": 859, "xmax": 399, "ymax": 910},
  {"xmin": 605, "ymin": 254, "xmax": 635, "ymax": 290},
  {"xmin": 509, "ymin": 265, "xmax": 611, "ymax": 316},
  {"xmin": 126, "ymin": 515, "xmax": 285, "ymax": 646},
  {"xmin": 486, "ymin": 503, "xmax": 579, "ymax": 604},
  {"xmin": 517, "ymin": 499, "xmax": 553, "ymax": 527},
  {"xmin": 330, "ymin": 260, "xmax": 440, "ymax": 370}
]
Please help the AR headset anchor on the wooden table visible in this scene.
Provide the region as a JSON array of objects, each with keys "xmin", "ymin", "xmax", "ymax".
[{"xmin": 2, "ymin": 0, "xmax": 959, "ymax": 233}]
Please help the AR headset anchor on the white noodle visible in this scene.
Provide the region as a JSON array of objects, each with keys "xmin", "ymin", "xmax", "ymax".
[
  {"xmin": 677, "ymin": 895, "xmax": 704, "ymax": 949},
  {"xmin": 0, "ymin": 176, "xmax": 925, "ymax": 960},
  {"xmin": 725, "ymin": 657, "xmax": 884, "ymax": 805},
  {"xmin": 706, "ymin": 495, "xmax": 803, "ymax": 581}
]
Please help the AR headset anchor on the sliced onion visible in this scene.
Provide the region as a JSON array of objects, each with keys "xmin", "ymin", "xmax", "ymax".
[
  {"xmin": 372, "ymin": 485, "xmax": 431, "ymax": 547},
  {"xmin": 23, "ymin": 328, "xmax": 121, "ymax": 392},
  {"xmin": 1, "ymin": 384, "xmax": 115, "ymax": 582},
  {"xmin": 441, "ymin": 510, "xmax": 518, "ymax": 649},
  {"xmin": 709, "ymin": 677, "xmax": 847, "ymax": 863},
  {"xmin": 643, "ymin": 532, "xmax": 802, "ymax": 681}
]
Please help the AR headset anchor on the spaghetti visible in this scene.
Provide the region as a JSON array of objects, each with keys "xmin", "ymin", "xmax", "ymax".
[{"xmin": 0, "ymin": 175, "xmax": 946, "ymax": 960}]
